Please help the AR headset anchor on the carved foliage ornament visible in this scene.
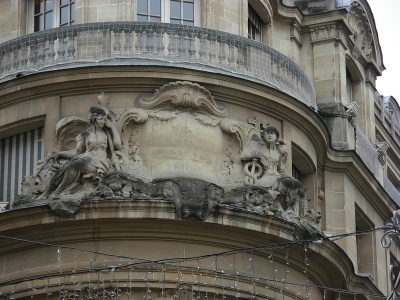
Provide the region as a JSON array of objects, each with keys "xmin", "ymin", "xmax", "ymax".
[{"xmin": 348, "ymin": 2, "xmax": 373, "ymax": 59}]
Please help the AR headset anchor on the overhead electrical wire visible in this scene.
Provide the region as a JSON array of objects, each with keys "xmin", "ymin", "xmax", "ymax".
[{"xmin": 0, "ymin": 226, "xmax": 395, "ymax": 298}]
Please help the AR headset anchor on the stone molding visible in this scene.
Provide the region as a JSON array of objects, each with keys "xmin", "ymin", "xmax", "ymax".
[{"xmin": 309, "ymin": 24, "xmax": 347, "ymax": 47}]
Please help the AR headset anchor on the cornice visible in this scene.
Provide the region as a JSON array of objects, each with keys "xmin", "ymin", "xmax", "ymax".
[{"xmin": 0, "ymin": 201, "xmax": 383, "ymax": 297}]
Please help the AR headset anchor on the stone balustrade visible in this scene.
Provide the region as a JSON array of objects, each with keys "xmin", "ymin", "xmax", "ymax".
[{"xmin": 0, "ymin": 22, "xmax": 316, "ymax": 107}]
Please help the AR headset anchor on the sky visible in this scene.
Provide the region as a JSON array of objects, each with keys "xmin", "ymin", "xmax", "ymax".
[{"xmin": 367, "ymin": 0, "xmax": 400, "ymax": 101}]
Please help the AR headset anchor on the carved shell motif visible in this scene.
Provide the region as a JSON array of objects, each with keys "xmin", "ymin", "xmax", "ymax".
[
  {"xmin": 348, "ymin": 2, "xmax": 373, "ymax": 59},
  {"xmin": 137, "ymin": 81, "xmax": 228, "ymax": 118}
]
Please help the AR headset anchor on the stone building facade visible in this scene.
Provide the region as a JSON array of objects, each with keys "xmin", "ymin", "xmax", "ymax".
[{"xmin": 0, "ymin": 0, "xmax": 399, "ymax": 299}]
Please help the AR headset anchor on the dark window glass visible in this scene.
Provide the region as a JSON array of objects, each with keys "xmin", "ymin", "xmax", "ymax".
[
  {"xmin": 34, "ymin": 15, "xmax": 43, "ymax": 31},
  {"xmin": 44, "ymin": 11, "xmax": 53, "ymax": 29},
  {"xmin": 137, "ymin": 15, "xmax": 148, "ymax": 21},
  {"xmin": 60, "ymin": 6, "xmax": 68, "ymax": 24},
  {"xmin": 45, "ymin": 0, "xmax": 53, "ymax": 11},
  {"xmin": 70, "ymin": 3, "xmax": 75, "ymax": 20},
  {"xmin": 183, "ymin": 2, "xmax": 193, "ymax": 19},
  {"xmin": 150, "ymin": 16, "xmax": 161, "ymax": 22},
  {"xmin": 248, "ymin": 4, "xmax": 262, "ymax": 42},
  {"xmin": 150, "ymin": 0, "xmax": 161, "ymax": 15},
  {"xmin": 170, "ymin": 18, "xmax": 181, "ymax": 24},
  {"xmin": 182, "ymin": 20, "xmax": 193, "ymax": 26},
  {"xmin": 137, "ymin": 0, "xmax": 148, "ymax": 14},
  {"xmin": 170, "ymin": 0, "xmax": 181, "ymax": 18},
  {"xmin": 35, "ymin": 0, "xmax": 44, "ymax": 14}
]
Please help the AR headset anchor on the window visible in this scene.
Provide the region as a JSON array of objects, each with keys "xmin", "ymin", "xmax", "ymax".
[
  {"xmin": 355, "ymin": 205, "xmax": 376, "ymax": 280},
  {"xmin": 0, "ymin": 127, "xmax": 44, "ymax": 205},
  {"xmin": 137, "ymin": 0, "xmax": 197, "ymax": 26},
  {"xmin": 248, "ymin": 4, "xmax": 262, "ymax": 42},
  {"xmin": 31, "ymin": 0, "xmax": 75, "ymax": 32},
  {"xmin": 346, "ymin": 68, "xmax": 353, "ymax": 104},
  {"xmin": 292, "ymin": 164, "xmax": 301, "ymax": 180}
]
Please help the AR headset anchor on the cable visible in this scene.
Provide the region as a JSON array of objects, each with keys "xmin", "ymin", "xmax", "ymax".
[{"xmin": 0, "ymin": 226, "xmax": 394, "ymax": 299}]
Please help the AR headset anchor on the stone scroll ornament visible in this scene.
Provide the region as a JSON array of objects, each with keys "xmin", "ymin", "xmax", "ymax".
[{"xmin": 14, "ymin": 82, "xmax": 321, "ymax": 239}]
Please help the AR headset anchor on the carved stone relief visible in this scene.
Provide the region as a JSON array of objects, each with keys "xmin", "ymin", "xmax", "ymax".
[
  {"xmin": 347, "ymin": 2, "xmax": 374, "ymax": 60},
  {"xmin": 15, "ymin": 81, "xmax": 321, "ymax": 238}
]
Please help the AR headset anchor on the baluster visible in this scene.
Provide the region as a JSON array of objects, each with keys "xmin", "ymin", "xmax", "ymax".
[
  {"xmin": 2, "ymin": 52, "xmax": 11, "ymax": 75},
  {"xmin": 120, "ymin": 31, "xmax": 126, "ymax": 53},
  {"xmin": 173, "ymin": 32, "xmax": 180, "ymax": 58},
  {"xmin": 152, "ymin": 31, "xmax": 158, "ymax": 55},
  {"xmin": 141, "ymin": 31, "xmax": 148, "ymax": 54},
  {"xmin": 63, "ymin": 36, "xmax": 69, "ymax": 60},
  {"xmin": 183, "ymin": 33, "xmax": 190, "ymax": 58},
  {"xmin": 166, "ymin": 30, "xmax": 174, "ymax": 58},
  {"xmin": 18, "ymin": 44, "xmax": 27, "ymax": 69},
  {"xmin": 236, "ymin": 44, "xmax": 246, "ymax": 71},
  {"xmin": 49, "ymin": 38, "xmax": 57, "ymax": 63},
  {"xmin": 10, "ymin": 47, "xmax": 18, "ymax": 73},
  {"xmin": 229, "ymin": 42, "xmax": 237, "ymax": 68},
  {"xmin": 189, "ymin": 32, "xmax": 197, "ymax": 61},
  {"xmin": 0, "ymin": 51, "xmax": 5, "ymax": 75},
  {"xmin": 199, "ymin": 33, "xmax": 210, "ymax": 63},
  {"xmin": 146, "ymin": 29, "xmax": 153, "ymax": 55},
  {"xmin": 210, "ymin": 39, "xmax": 219, "ymax": 65},
  {"xmin": 113, "ymin": 31, "xmax": 121, "ymax": 54},
  {"xmin": 27, "ymin": 42, "xmax": 35, "ymax": 67},
  {"xmin": 158, "ymin": 29, "xmax": 165, "ymax": 57},
  {"xmin": 53, "ymin": 35, "xmax": 62, "ymax": 63},
  {"xmin": 124, "ymin": 31, "xmax": 132, "ymax": 55},
  {"xmin": 219, "ymin": 39, "xmax": 227, "ymax": 65},
  {"xmin": 36, "ymin": 37, "xmax": 45, "ymax": 67},
  {"xmin": 66, "ymin": 35, "xmax": 75, "ymax": 61},
  {"xmin": 43, "ymin": 39, "xmax": 50, "ymax": 65},
  {"xmin": 134, "ymin": 31, "xmax": 141, "ymax": 55}
]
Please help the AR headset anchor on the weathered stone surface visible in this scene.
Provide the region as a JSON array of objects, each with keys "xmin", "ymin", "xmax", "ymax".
[
  {"xmin": 48, "ymin": 195, "xmax": 82, "ymax": 218},
  {"xmin": 14, "ymin": 83, "xmax": 320, "ymax": 233}
]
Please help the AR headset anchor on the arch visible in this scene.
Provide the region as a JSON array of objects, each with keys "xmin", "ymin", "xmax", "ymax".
[
  {"xmin": 348, "ymin": 0, "xmax": 385, "ymax": 74},
  {"xmin": 248, "ymin": 0, "xmax": 272, "ymax": 24}
]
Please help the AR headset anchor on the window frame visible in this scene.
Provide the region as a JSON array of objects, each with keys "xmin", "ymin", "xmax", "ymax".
[
  {"xmin": 136, "ymin": 0, "xmax": 200, "ymax": 26},
  {"xmin": 248, "ymin": 3, "xmax": 263, "ymax": 42},
  {"xmin": 27, "ymin": 0, "xmax": 76, "ymax": 33}
]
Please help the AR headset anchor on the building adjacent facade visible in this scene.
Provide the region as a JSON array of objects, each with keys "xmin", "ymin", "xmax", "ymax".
[{"xmin": 0, "ymin": 0, "xmax": 399, "ymax": 299}]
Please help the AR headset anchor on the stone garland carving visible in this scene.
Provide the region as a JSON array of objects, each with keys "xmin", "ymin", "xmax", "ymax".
[
  {"xmin": 15, "ymin": 82, "xmax": 321, "ymax": 240},
  {"xmin": 347, "ymin": 2, "xmax": 373, "ymax": 59}
]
